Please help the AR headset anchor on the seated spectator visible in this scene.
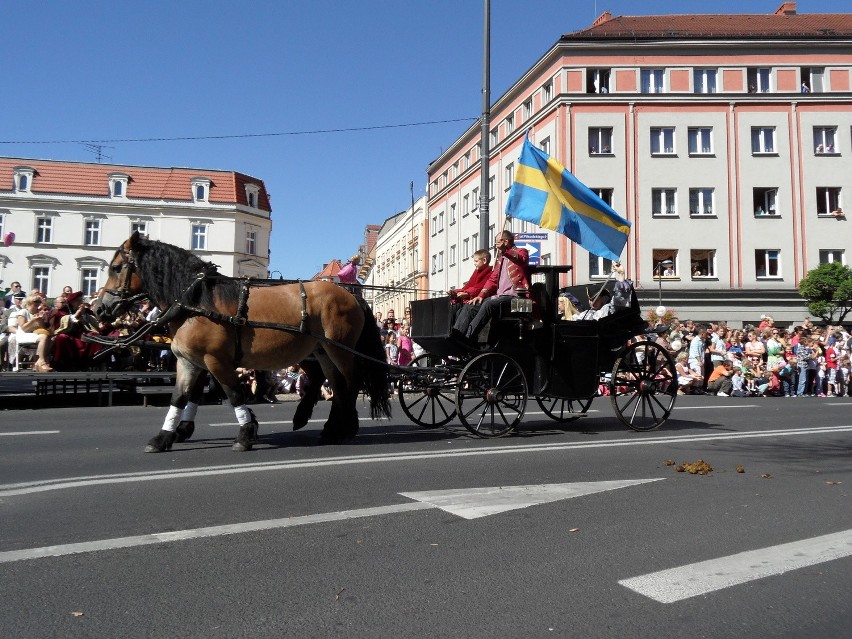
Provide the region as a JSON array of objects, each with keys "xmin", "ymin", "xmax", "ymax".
[
  {"xmin": 707, "ymin": 360, "xmax": 734, "ymax": 396},
  {"xmin": 675, "ymin": 352, "xmax": 699, "ymax": 394},
  {"xmin": 52, "ymin": 291, "xmax": 100, "ymax": 371},
  {"xmin": 9, "ymin": 294, "xmax": 53, "ymax": 371},
  {"xmin": 730, "ymin": 363, "xmax": 749, "ymax": 397}
]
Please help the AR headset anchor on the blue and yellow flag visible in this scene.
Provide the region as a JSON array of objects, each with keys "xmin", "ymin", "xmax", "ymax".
[{"xmin": 505, "ymin": 137, "xmax": 631, "ymax": 261}]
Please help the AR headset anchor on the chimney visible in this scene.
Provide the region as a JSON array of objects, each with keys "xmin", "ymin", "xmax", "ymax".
[
  {"xmin": 774, "ymin": 2, "xmax": 796, "ymax": 15},
  {"xmin": 592, "ymin": 11, "xmax": 613, "ymax": 27}
]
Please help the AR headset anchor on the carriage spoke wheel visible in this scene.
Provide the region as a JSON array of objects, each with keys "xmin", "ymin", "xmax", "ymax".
[
  {"xmin": 456, "ymin": 353, "xmax": 527, "ymax": 437},
  {"xmin": 535, "ymin": 396, "xmax": 593, "ymax": 423},
  {"xmin": 398, "ymin": 353, "xmax": 458, "ymax": 428},
  {"xmin": 610, "ymin": 340, "xmax": 677, "ymax": 431}
]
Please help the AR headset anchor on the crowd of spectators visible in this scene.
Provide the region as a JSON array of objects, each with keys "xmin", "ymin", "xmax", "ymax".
[
  {"xmin": 660, "ymin": 315, "xmax": 852, "ymax": 398},
  {"xmin": 2, "ymin": 283, "xmax": 174, "ymax": 373}
]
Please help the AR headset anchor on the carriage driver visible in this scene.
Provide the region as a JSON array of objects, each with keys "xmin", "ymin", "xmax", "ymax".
[{"xmin": 452, "ymin": 230, "xmax": 531, "ymax": 343}]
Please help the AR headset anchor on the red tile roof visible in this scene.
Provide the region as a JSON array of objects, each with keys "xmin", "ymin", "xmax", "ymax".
[
  {"xmin": 564, "ymin": 8, "xmax": 852, "ymax": 40},
  {"xmin": 0, "ymin": 157, "xmax": 271, "ymax": 211},
  {"xmin": 313, "ymin": 259, "xmax": 344, "ymax": 280}
]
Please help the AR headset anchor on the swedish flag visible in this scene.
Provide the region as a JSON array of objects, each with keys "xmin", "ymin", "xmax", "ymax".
[{"xmin": 505, "ymin": 137, "xmax": 631, "ymax": 261}]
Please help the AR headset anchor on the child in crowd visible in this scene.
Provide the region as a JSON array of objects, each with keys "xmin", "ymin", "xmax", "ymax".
[
  {"xmin": 730, "ymin": 364, "xmax": 749, "ymax": 397},
  {"xmin": 837, "ymin": 354, "xmax": 850, "ymax": 397}
]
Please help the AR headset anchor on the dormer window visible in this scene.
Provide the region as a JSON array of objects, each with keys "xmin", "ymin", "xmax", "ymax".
[
  {"xmin": 13, "ymin": 166, "xmax": 35, "ymax": 193},
  {"xmin": 191, "ymin": 177, "xmax": 212, "ymax": 203},
  {"xmin": 245, "ymin": 183, "xmax": 260, "ymax": 209},
  {"xmin": 109, "ymin": 172, "xmax": 129, "ymax": 198}
]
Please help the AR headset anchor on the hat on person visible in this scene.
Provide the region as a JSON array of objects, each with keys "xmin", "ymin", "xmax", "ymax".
[
  {"xmin": 350, "ymin": 254, "xmax": 361, "ymax": 264},
  {"xmin": 12, "ymin": 291, "xmax": 26, "ymax": 299},
  {"xmin": 65, "ymin": 291, "xmax": 84, "ymax": 303}
]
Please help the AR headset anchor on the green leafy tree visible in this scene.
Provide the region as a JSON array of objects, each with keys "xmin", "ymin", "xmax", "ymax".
[{"xmin": 798, "ymin": 262, "xmax": 852, "ymax": 323}]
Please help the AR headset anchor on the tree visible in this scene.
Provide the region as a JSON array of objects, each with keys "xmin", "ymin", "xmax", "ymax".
[{"xmin": 798, "ymin": 262, "xmax": 852, "ymax": 323}]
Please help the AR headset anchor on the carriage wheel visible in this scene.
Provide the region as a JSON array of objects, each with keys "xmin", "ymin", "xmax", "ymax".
[
  {"xmin": 609, "ymin": 340, "xmax": 677, "ymax": 431},
  {"xmin": 397, "ymin": 353, "xmax": 458, "ymax": 428},
  {"xmin": 535, "ymin": 396, "xmax": 593, "ymax": 423},
  {"xmin": 455, "ymin": 353, "xmax": 527, "ymax": 437}
]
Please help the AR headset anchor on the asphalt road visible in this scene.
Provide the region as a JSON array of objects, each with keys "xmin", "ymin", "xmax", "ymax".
[{"xmin": 1, "ymin": 395, "xmax": 850, "ymax": 638}]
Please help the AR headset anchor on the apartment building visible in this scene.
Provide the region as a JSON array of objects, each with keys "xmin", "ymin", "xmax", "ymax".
[
  {"xmin": 425, "ymin": 2, "xmax": 852, "ymax": 325},
  {"xmin": 0, "ymin": 157, "xmax": 272, "ymax": 298}
]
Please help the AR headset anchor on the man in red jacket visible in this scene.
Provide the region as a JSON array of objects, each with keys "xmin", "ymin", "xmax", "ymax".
[{"xmin": 453, "ymin": 230, "xmax": 531, "ymax": 343}]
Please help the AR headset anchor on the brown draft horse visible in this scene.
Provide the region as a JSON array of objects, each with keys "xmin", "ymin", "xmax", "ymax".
[{"xmin": 94, "ymin": 232, "xmax": 391, "ymax": 453}]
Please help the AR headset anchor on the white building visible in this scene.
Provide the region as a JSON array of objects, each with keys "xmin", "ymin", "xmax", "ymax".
[{"xmin": 0, "ymin": 157, "xmax": 272, "ymax": 298}]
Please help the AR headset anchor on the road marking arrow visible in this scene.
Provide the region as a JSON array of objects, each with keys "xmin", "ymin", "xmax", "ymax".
[
  {"xmin": 401, "ymin": 479, "xmax": 663, "ymax": 519},
  {"xmin": 518, "ymin": 242, "xmax": 539, "ymax": 256},
  {"xmin": 0, "ymin": 479, "xmax": 661, "ymax": 563}
]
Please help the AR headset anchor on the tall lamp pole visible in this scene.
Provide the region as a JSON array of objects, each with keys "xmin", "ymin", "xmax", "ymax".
[{"xmin": 478, "ymin": 0, "xmax": 491, "ymax": 251}]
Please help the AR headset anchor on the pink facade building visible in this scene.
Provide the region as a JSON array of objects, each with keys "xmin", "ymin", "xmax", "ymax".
[{"xmin": 425, "ymin": 2, "xmax": 852, "ymax": 325}]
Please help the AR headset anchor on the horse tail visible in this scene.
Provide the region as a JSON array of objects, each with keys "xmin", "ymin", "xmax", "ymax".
[{"xmin": 354, "ymin": 297, "xmax": 392, "ymax": 419}]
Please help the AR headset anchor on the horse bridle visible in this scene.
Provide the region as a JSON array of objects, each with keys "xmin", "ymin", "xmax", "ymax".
[{"xmin": 101, "ymin": 245, "xmax": 149, "ymax": 313}]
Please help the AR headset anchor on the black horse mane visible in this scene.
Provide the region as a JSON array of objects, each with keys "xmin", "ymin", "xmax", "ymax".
[{"xmin": 132, "ymin": 236, "xmax": 241, "ymax": 308}]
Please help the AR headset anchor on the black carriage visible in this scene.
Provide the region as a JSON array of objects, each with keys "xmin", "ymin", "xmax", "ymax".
[{"xmin": 398, "ymin": 265, "xmax": 677, "ymax": 436}]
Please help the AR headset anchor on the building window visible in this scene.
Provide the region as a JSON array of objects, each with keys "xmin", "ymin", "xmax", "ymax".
[
  {"xmin": 816, "ymin": 187, "xmax": 842, "ymax": 216},
  {"xmin": 755, "ymin": 250, "xmax": 781, "ymax": 278},
  {"xmin": 505, "ymin": 163, "xmax": 514, "ymax": 190},
  {"xmin": 751, "ymin": 127, "xmax": 776, "ymax": 154},
  {"xmin": 488, "ymin": 176, "xmax": 495, "ymax": 201},
  {"xmin": 13, "ymin": 166, "xmax": 35, "ymax": 193},
  {"xmin": 813, "ymin": 127, "xmax": 837, "ymax": 154},
  {"xmin": 84, "ymin": 219, "xmax": 102, "ymax": 246},
  {"xmin": 688, "ymin": 127, "xmax": 713, "ymax": 155},
  {"xmin": 131, "ymin": 220, "xmax": 148, "ymax": 237},
  {"xmin": 450, "ymin": 244, "xmax": 456, "ymax": 266},
  {"xmin": 652, "ymin": 188, "xmax": 677, "ymax": 216},
  {"xmin": 819, "ymin": 249, "xmax": 845, "ymax": 265},
  {"xmin": 693, "ymin": 69, "xmax": 717, "ymax": 94},
  {"xmin": 191, "ymin": 178, "xmax": 211, "ymax": 203},
  {"xmin": 539, "ymin": 136, "xmax": 550, "ymax": 155},
  {"xmin": 589, "ymin": 128, "xmax": 613, "ymax": 155},
  {"xmin": 542, "ymin": 81, "xmax": 552, "ymax": 103},
  {"xmin": 747, "ymin": 68, "xmax": 771, "ymax": 93},
  {"xmin": 431, "ymin": 255, "xmax": 437, "ymax": 274},
  {"xmin": 245, "ymin": 183, "xmax": 260, "ymax": 208},
  {"xmin": 463, "ymin": 238, "xmax": 470, "ymax": 260},
  {"xmin": 801, "ymin": 67, "xmax": 824, "ymax": 93},
  {"xmin": 109, "ymin": 173, "xmax": 129, "ymax": 198},
  {"xmin": 587, "ymin": 68, "xmax": 611, "ymax": 94},
  {"xmin": 505, "ymin": 113, "xmax": 514, "ymax": 134},
  {"xmin": 33, "ymin": 267, "xmax": 50, "ymax": 293},
  {"xmin": 438, "ymin": 211, "xmax": 445, "ymax": 232},
  {"xmin": 246, "ymin": 230, "xmax": 257, "ymax": 255},
  {"xmin": 472, "ymin": 187, "xmax": 479, "ymax": 211},
  {"xmin": 472, "ymin": 233, "xmax": 479, "ymax": 250},
  {"xmin": 523, "ymin": 99, "xmax": 532, "ymax": 120},
  {"xmin": 641, "ymin": 69, "xmax": 665, "ymax": 94},
  {"xmin": 690, "ymin": 249, "xmax": 716, "ymax": 278},
  {"xmin": 689, "ymin": 188, "xmax": 714, "ymax": 216},
  {"xmin": 191, "ymin": 223, "xmax": 208, "ymax": 250},
  {"xmin": 82, "ymin": 268, "xmax": 99, "ymax": 296},
  {"xmin": 652, "ymin": 250, "xmax": 677, "ymax": 277},
  {"xmin": 590, "ymin": 188, "xmax": 613, "ymax": 206},
  {"xmin": 489, "ymin": 128, "xmax": 498, "ymax": 147},
  {"xmin": 36, "ymin": 217, "xmax": 53, "ymax": 244},
  {"xmin": 754, "ymin": 188, "xmax": 779, "ymax": 216},
  {"xmin": 450, "ymin": 203, "xmax": 457, "ymax": 225},
  {"xmin": 488, "ymin": 225, "xmax": 495, "ymax": 247},
  {"xmin": 650, "ymin": 127, "xmax": 675, "ymax": 155},
  {"xmin": 431, "ymin": 216, "xmax": 437, "ymax": 236},
  {"xmin": 589, "ymin": 255, "xmax": 613, "ymax": 278},
  {"xmin": 463, "ymin": 194, "xmax": 470, "ymax": 217}
]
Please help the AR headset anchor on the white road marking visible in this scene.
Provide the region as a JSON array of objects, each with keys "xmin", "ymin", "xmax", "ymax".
[
  {"xmin": 1, "ymin": 425, "xmax": 850, "ymax": 498},
  {"xmin": 673, "ymin": 404, "xmax": 759, "ymax": 410},
  {"xmin": 619, "ymin": 529, "xmax": 852, "ymax": 603},
  {"xmin": 0, "ymin": 502, "xmax": 433, "ymax": 564},
  {"xmin": 401, "ymin": 479, "xmax": 663, "ymax": 519},
  {"xmin": 0, "ymin": 479, "xmax": 659, "ymax": 563},
  {"xmin": 0, "ymin": 431, "xmax": 60, "ymax": 437}
]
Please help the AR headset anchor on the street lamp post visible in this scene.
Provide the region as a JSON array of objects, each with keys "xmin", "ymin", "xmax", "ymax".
[{"xmin": 655, "ymin": 259, "xmax": 674, "ymax": 318}]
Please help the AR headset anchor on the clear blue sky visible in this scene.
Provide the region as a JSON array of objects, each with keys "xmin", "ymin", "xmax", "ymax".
[{"xmin": 0, "ymin": 0, "xmax": 844, "ymax": 279}]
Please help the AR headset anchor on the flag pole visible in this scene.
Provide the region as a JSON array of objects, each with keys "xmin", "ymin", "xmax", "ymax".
[{"xmin": 478, "ymin": 0, "xmax": 491, "ymax": 251}]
